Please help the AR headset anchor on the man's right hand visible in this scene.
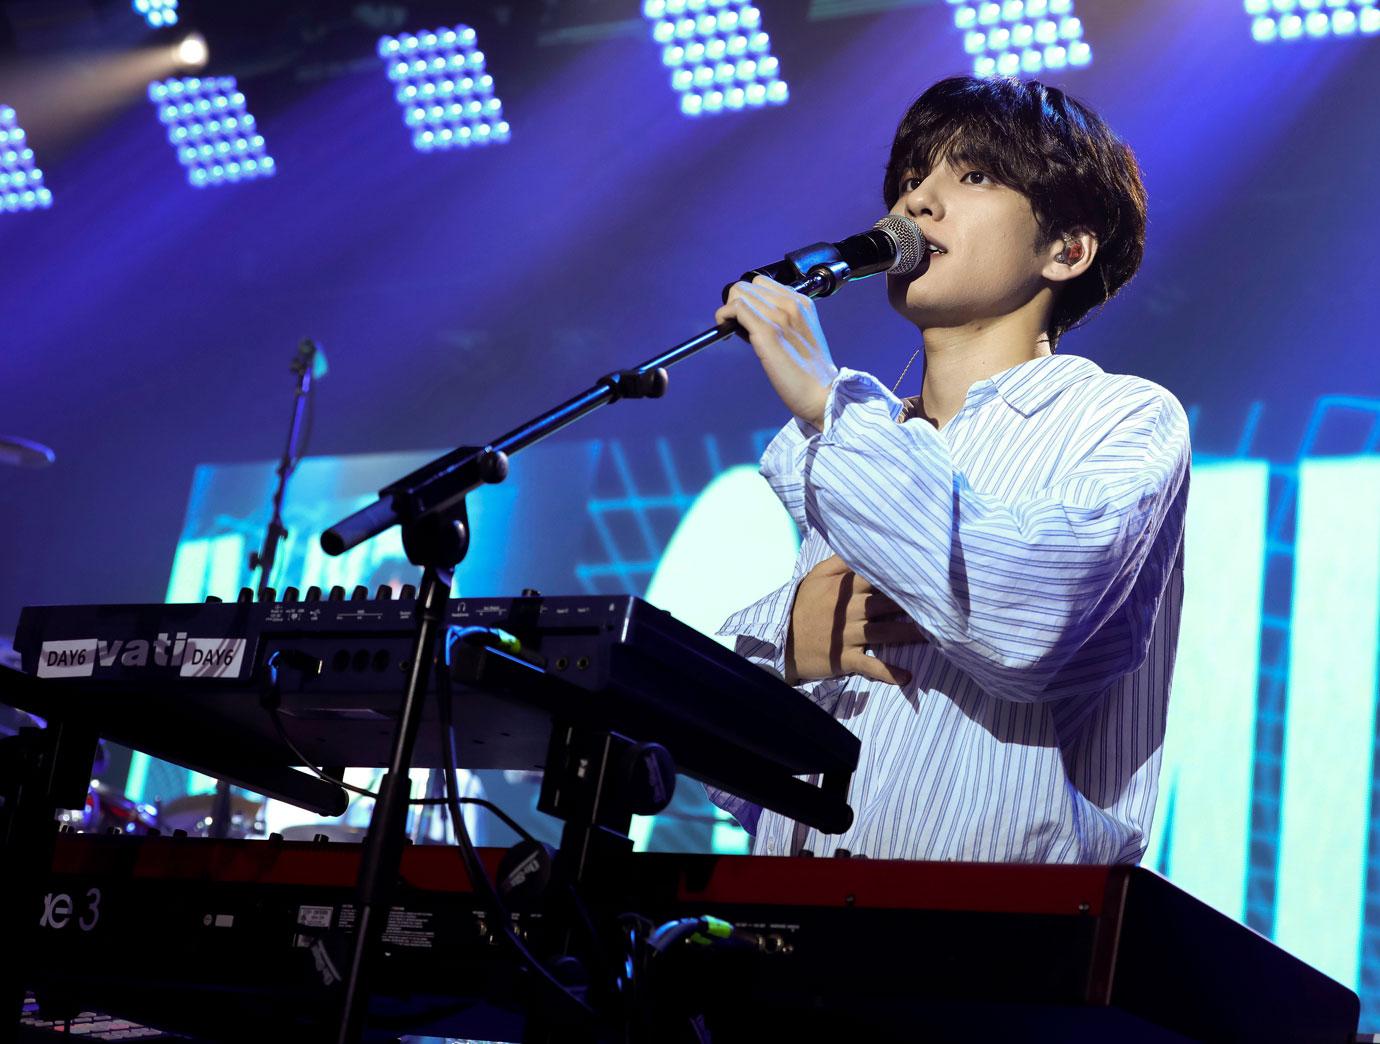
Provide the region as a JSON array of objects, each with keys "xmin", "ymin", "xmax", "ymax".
[{"xmin": 784, "ymin": 555, "xmax": 925, "ymax": 686}]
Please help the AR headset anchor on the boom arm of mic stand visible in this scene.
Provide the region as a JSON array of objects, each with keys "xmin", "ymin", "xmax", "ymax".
[{"xmin": 321, "ymin": 271, "xmax": 830, "ymax": 557}]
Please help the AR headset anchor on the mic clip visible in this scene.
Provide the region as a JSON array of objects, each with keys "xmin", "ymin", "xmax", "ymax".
[
  {"xmin": 782, "ymin": 242, "xmax": 851, "ymax": 297},
  {"xmin": 729, "ymin": 241, "xmax": 851, "ymax": 301}
]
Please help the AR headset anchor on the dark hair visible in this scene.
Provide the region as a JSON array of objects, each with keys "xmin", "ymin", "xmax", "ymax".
[{"xmin": 883, "ymin": 76, "xmax": 1147, "ymax": 346}]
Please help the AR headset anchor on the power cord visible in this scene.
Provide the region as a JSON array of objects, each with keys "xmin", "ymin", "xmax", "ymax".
[
  {"xmin": 438, "ymin": 626, "xmax": 595, "ymax": 1021},
  {"xmin": 260, "ymin": 649, "xmax": 536, "ymax": 841}
]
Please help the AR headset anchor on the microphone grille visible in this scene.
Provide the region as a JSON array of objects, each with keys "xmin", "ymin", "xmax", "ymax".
[{"xmin": 873, "ymin": 214, "xmax": 925, "ymax": 276}]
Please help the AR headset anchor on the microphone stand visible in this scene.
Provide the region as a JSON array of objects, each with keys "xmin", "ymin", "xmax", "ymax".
[
  {"xmin": 207, "ymin": 339, "xmax": 321, "ymax": 842},
  {"xmin": 250, "ymin": 337, "xmax": 321, "ymax": 599},
  {"xmin": 326, "ymin": 252, "xmax": 857, "ymax": 1044}
]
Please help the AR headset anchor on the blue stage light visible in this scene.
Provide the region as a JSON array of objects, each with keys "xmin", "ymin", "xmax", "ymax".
[
  {"xmin": 1247, "ymin": 0, "xmax": 1379, "ymax": 39},
  {"xmin": 644, "ymin": 1, "xmax": 789, "ymax": 117},
  {"xmin": 0, "ymin": 106, "xmax": 52, "ymax": 214},
  {"xmin": 149, "ymin": 78, "xmax": 275, "ymax": 188},
  {"xmin": 132, "ymin": 0, "xmax": 178, "ymax": 28},
  {"xmin": 377, "ymin": 26, "xmax": 510, "ymax": 153},
  {"xmin": 947, "ymin": 0, "xmax": 1093, "ymax": 74}
]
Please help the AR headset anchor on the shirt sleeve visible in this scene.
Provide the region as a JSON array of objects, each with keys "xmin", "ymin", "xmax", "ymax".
[
  {"xmin": 710, "ymin": 415, "xmax": 822, "ymax": 683},
  {"xmin": 801, "ymin": 367, "xmax": 1190, "ymax": 704},
  {"xmin": 756, "ymin": 415, "xmax": 820, "ymax": 537},
  {"xmin": 715, "ymin": 576, "xmax": 843, "ymax": 705}
]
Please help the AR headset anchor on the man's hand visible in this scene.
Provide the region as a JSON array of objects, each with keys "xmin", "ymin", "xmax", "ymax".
[
  {"xmin": 714, "ymin": 275, "xmax": 839, "ymax": 431},
  {"xmin": 785, "ymin": 556, "xmax": 925, "ymax": 686}
]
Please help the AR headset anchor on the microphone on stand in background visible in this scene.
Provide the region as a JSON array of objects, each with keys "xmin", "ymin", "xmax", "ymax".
[
  {"xmin": 249, "ymin": 337, "xmax": 328, "ymax": 601},
  {"xmin": 207, "ymin": 338, "xmax": 327, "ymax": 842}
]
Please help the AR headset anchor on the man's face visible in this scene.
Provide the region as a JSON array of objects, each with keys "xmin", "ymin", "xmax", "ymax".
[{"xmin": 886, "ymin": 155, "xmax": 1052, "ymax": 330}]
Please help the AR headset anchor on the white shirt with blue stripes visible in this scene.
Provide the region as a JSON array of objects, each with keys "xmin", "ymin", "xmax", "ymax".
[{"xmin": 711, "ymin": 352, "xmax": 1190, "ymax": 864}]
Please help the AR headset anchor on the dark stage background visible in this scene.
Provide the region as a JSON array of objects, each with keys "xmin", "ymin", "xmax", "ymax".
[{"xmin": 1, "ymin": 0, "xmax": 1378, "ymax": 1027}]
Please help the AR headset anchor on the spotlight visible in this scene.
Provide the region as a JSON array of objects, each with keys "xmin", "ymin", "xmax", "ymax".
[
  {"xmin": 133, "ymin": 0, "xmax": 179, "ymax": 29},
  {"xmin": 644, "ymin": 1, "xmax": 790, "ymax": 118},
  {"xmin": 149, "ymin": 77, "xmax": 275, "ymax": 187},
  {"xmin": 377, "ymin": 26, "xmax": 511, "ymax": 153},
  {"xmin": 946, "ymin": 0, "xmax": 1093, "ymax": 74},
  {"xmin": 1247, "ymin": 0, "xmax": 1380, "ymax": 40},
  {"xmin": 175, "ymin": 33, "xmax": 209, "ymax": 71},
  {"xmin": 0, "ymin": 106, "xmax": 53, "ymax": 214}
]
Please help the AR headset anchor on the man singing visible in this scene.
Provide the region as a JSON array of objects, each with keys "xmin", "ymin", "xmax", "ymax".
[{"xmin": 710, "ymin": 76, "xmax": 1189, "ymax": 864}]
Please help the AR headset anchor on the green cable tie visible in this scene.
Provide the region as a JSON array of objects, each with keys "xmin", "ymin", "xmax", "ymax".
[
  {"xmin": 489, "ymin": 628, "xmax": 522, "ymax": 654},
  {"xmin": 681, "ymin": 915, "xmax": 737, "ymax": 947}
]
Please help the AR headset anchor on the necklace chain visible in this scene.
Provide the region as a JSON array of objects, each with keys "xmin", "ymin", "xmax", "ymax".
[{"xmin": 891, "ymin": 348, "xmax": 921, "ymax": 395}]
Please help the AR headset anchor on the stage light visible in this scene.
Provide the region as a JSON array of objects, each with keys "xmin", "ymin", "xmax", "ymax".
[
  {"xmin": 149, "ymin": 77, "xmax": 276, "ymax": 187},
  {"xmin": 175, "ymin": 32, "xmax": 209, "ymax": 70},
  {"xmin": 132, "ymin": 0, "xmax": 178, "ymax": 29},
  {"xmin": 946, "ymin": 0, "xmax": 1093, "ymax": 74},
  {"xmin": 1248, "ymin": 0, "xmax": 1379, "ymax": 39},
  {"xmin": 0, "ymin": 106, "xmax": 52, "ymax": 214},
  {"xmin": 377, "ymin": 26, "xmax": 510, "ymax": 152},
  {"xmin": 644, "ymin": 1, "xmax": 789, "ymax": 117}
]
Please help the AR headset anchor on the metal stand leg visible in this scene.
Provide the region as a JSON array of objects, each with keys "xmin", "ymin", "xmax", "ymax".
[{"xmin": 334, "ymin": 510, "xmax": 468, "ymax": 1044}]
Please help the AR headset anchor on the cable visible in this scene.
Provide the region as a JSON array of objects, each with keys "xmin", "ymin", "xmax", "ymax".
[
  {"xmin": 262, "ymin": 639, "xmax": 593, "ymax": 1019},
  {"xmin": 438, "ymin": 626, "xmax": 595, "ymax": 1020},
  {"xmin": 260, "ymin": 651, "xmax": 536, "ymax": 840}
]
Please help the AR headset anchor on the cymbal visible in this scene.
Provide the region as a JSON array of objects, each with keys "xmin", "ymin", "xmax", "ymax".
[{"xmin": 0, "ymin": 435, "xmax": 55, "ymax": 468}]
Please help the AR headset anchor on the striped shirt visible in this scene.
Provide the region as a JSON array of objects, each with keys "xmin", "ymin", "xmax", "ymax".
[{"xmin": 710, "ymin": 353, "xmax": 1190, "ymax": 864}]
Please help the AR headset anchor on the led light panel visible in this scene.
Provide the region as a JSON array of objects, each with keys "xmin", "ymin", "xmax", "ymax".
[
  {"xmin": 149, "ymin": 77, "xmax": 275, "ymax": 188},
  {"xmin": 377, "ymin": 26, "xmax": 511, "ymax": 153},
  {"xmin": 0, "ymin": 106, "xmax": 52, "ymax": 213},
  {"xmin": 642, "ymin": 0, "xmax": 790, "ymax": 117},
  {"xmin": 1143, "ymin": 460, "xmax": 1268, "ymax": 921},
  {"xmin": 1245, "ymin": 0, "xmax": 1380, "ymax": 42},
  {"xmin": 946, "ymin": 0, "xmax": 1092, "ymax": 77},
  {"xmin": 1275, "ymin": 457, "xmax": 1380, "ymax": 990},
  {"xmin": 132, "ymin": 0, "xmax": 178, "ymax": 28}
]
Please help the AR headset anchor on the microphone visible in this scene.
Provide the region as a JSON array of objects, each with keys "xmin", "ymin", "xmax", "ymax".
[
  {"xmin": 729, "ymin": 215, "xmax": 926, "ymax": 300},
  {"xmin": 828, "ymin": 214, "xmax": 927, "ymax": 279}
]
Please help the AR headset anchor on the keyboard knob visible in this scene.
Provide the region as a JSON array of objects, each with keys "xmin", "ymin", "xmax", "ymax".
[
  {"xmin": 260, "ymin": 586, "xmax": 276, "ymax": 602},
  {"xmin": 283, "ymin": 586, "xmax": 300, "ymax": 602},
  {"xmin": 305, "ymin": 586, "xmax": 322, "ymax": 602},
  {"xmin": 205, "ymin": 595, "xmax": 223, "ymax": 604},
  {"xmin": 237, "ymin": 588, "xmax": 254, "ymax": 604},
  {"xmin": 376, "ymin": 585, "xmax": 393, "ymax": 600},
  {"xmin": 521, "ymin": 588, "xmax": 541, "ymax": 598},
  {"xmin": 400, "ymin": 584, "xmax": 416, "ymax": 600},
  {"xmin": 350, "ymin": 585, "xmax": 369, "ymax": 601},
  {"xmin": 328, "ymin": 585, "xmax": 346, "ymax": 601},
  {"xmin": 622, "ymin": 741, "xmax": 675, "ymax": 816}
]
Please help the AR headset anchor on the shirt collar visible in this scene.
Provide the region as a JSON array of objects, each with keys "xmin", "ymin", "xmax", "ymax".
[{"xmin": 986, "ymin": 353, "xmax": 1103, "ymax": 418}]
